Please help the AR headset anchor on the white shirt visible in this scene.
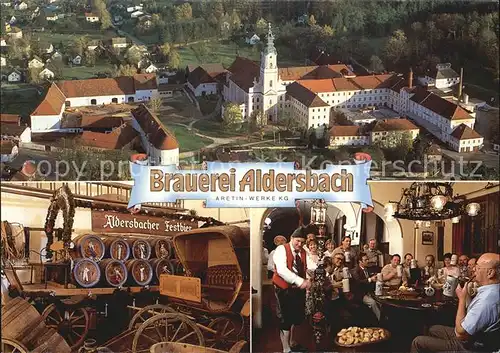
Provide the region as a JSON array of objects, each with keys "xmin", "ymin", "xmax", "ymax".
[
  {"xmin": 267, "ymin": 249, "xmax": 276, "ymax": 271},
  {"xmin": 274, "ymin": 243, "xmax": 316, "ymax": 287}
]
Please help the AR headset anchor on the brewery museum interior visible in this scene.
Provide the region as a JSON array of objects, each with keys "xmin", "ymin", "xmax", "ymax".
[
  {"xmin": 251, "ymin": 181, "xmax": 499, "ymax": 352},
  {"xmin": 0, "ymin": 181, "xmax": 250, "ymax": 353}
]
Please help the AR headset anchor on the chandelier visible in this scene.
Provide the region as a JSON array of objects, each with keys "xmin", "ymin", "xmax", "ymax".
[{"xmin": 385, "ymin": 183, "xmax": 480, "ymax": 221}]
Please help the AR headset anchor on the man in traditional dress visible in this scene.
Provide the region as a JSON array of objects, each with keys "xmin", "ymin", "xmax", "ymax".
[
  {"xmin": 273, "ymin": 227, "xmax": 313, "ymax": 353},
  {"xmin": 366, "ymin": 238, "xmax": 383, "ymax": 275}
]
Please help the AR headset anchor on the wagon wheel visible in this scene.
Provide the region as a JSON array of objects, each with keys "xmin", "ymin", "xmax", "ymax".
[
  {"xmin": 1, "ymin": 338, "xmax": 29, "ymax": 353},
  {"xmin": 42, "ymin": 304, "xmax": 89, "ymax": 350},
  {"xmin": 132, "ymin": 313, "xmax": 204, "ymax": 353},
  {"xmin": 205, "ymin": 315, "xmax": 243, "ymax": 351},
  {"xmin": 128, "ymin": 304, "xmax": 177, "ymax": 330}
]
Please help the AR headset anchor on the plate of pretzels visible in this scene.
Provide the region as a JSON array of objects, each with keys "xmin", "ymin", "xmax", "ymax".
[{"xmin": 335, "ymin": 327, "xmax": 391, "ymax": 347}]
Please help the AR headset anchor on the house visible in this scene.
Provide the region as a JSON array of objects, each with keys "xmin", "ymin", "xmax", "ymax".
[
  {"xmin": 144, "ymin": 63, "xmax": 158, "ymax": 73},
  {"xmin": 28, "ymin": 56, "xmax": 44, "ymax": 69},
  {"xmin": 0, "ymin": 113, "xmax": 20, "ymax": 124},
  {"xmin": 7, "ymin": 69, "xmax": 21, "ymax": 82},
  {"xmin": 1, "ymin": 1, "xmax": 12, "ymax": 7},
  {"xmin": 127, "ymin": 5, "xmax": 143, "ymax": 12},
  {"xmin": 9, "ymin": 16, "xmax": 16, "ymax": 25},
  {"xmin": 246, "ymin": 34, "xmax": 260, "ymax": 45},
  {"xmin": 87, "ymin": 40, "xmax": 100, "ymax": 51},
  {"xmin": 187, "ymin": 64, "xmax": 227, "ymax": 97},
  {"xmin": 43, "ymin": 9, "xmax": 58, "ymax": 21},
  {"xmin": 85, "ymin": 13, "xmax": 99, "ymax": 22},
  {"xmin": 14, "ymin": 1, "xmax": 27, "ymax": 10},
  {"xmin": 369, "ymin": 119, "xmax": 420, "ymax": 146},
  {"xmin": 129, "ymin": 44, "xmax": 148, "ymax": 55},
  {"xmin": 72, "ymin": 55, "xmax": 82, "ymax": 65},
  {"xmin": 40, "ymin": 42, "xmax": 54, "ymax": 54},
  {"xmin": 51, "ymin": 50, "xmax": 62, "ymax": 61},
  {"xmin": 111, "ymin": 37, "xmax": 128, "ymax": 49},
  {"xmin": 0, "ymin": 114, "xmax": 31, "ymax": 143},
  {"xmin": 30, "ymin": 74, "xmax": 159, "ymax": 132},
  {"xmin": 418, "ymin": 63, "xmax": 460, "ymax": 90},
  {"xmin": 448, "ymin": 123, "xmax": 484, "ymax": 152},
  {"xmin": 6, "ymin": 27, "xmax": 22, "ymax": 39},
  {"xmin": 0, "ymin": 55, "xmax": 6, "ymax": 67},
  {"xmin": 329, "ymin": 125, "xmax": 369, "ymax": 147},
  {"xmin": 130, "ymin": 104, "xmax": 179, "ymax": 166},
  {"xmin": 39, "ymin": 67, "xmax": 54, "ymax": 80},
  {"xmin": 131, "ymin": 11, "xmax": 143, "ymax": 19}
]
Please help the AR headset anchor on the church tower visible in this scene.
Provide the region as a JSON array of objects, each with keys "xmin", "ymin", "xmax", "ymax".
[{"xmin": 260, "ymin": 23, "xmax": 279, "ymax": 121}]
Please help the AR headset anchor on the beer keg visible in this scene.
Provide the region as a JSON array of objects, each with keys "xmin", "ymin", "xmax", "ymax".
[
  {"xmin": 73, "ymin": 258, "xmax": 101, "ymax": 288},
  {"xmin": 171, "ymin": 259, "xmax": 186, "ymax": 276},
  {"xmin": 125, "ymin": 259, "xmax": 153, "ymax": 286},
  {"xmin": 149, "ymin": 258, "xmax": 175, "ymax": 283},
  {"xmin": 99, "ymin": 259, "xmax": 128, "ymax": 287},
  {"xmin": 1, "ymin": 297, "xmax": 46, "ymax": 348},
  {"xmin": 150, "ymin": 238, "xmax": 173, "ymax": 259},
  {"xmin": 73, "ymin": 234, "xmax": 105, "ymax": 262},
  {"xmin": 127, "ymin": 238, "xmax": 152, "ymax": 260},
  {"xmin": 103, "ymin": 237, "xmax": 130, "ymax": 262}
]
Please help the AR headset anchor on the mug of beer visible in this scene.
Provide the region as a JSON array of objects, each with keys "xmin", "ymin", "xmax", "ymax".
[
  {"xmin": 411, "ymin": 259, "xmax": 417, "ymax": 269},
  {"xmin": 450, "ymin": 254, "xmax": 458, "ymax": 266},
  {"xmin": 342, "ymin": 278, "xmax": 350, "ymax": 292},
  {"xmin": 397, "ymin": 265, "xmax": 403, "ymax": 277},
  {"xmin": 443, "ymin": 275, "xmax": 458, "ymax": 297},
  {"xmin": 342, "ymin": 267, "xmax": 350, "ymax": 279},
  {"xmin": 424, "ymin": 286, "xmax": 435, "ymax": 297},
  {"xmin": 344, "ymin": 251, "xmax": 351, "ymax": 263}
]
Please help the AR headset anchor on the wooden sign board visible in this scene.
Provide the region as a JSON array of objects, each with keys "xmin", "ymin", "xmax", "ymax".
[
  {"xmin": 160, "ymin": 275, "xmax": 201, "ymax": 303},
  {"xmin": 91, "ymin": 210, "xmax": 198, "ymax": 236}
]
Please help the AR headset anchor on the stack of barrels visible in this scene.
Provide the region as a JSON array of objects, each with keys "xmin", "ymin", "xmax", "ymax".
[{"xmin": 70, "ymin": 234, "xmax": 182, "ymax": 288}]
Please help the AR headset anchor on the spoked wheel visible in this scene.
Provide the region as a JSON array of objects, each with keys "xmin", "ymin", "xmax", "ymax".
[
  {"xmin": 0, "ymin": 338, "xmax": 29, "ymax": 353},
  {"xmin": 128, "ymin": 304, "xmax": 177, "ymax": 330},
  {"xmin": 132, "ymin": 313, "xmax": 204, "ymax": 353},
  {"xmin": 206, "ymin": 315, "xmax": 243, "ymax": 351},
  {"xmin": 42, "ymin": 304, "xmax": 89, "ymax": 350}
]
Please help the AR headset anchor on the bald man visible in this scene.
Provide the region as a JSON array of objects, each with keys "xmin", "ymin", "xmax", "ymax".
[{"xmin": 411, "ymin": 253, "xmax": 500, "ymax": 353}]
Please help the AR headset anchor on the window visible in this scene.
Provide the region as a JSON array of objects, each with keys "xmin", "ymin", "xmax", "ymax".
[
  {"xmin": 65, "ymin": 101, "xmax": 71, "ymax": 107},
  {"xmin": 270, "ymin": 80, "xmax": 273, "ymax": 87},
  {"xmin": 128, "ymin": 97, "xmax": 134, "ymax": 103},
  {"xmin": 91, "ymin": 99, "xmax": 97, "ymax": 105},
  {"xmin": 112, "ymin": 98, "xmax": 118, "ymax": 103},
  {"xmin": 269, "ymin": 99, "xmax": 272, "ymax": 105}
]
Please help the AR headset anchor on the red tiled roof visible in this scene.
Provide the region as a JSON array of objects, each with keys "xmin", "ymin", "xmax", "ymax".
[
  {"xmin": 31, "ymin": 83, "xmax": 66, "ymax": 116},
  {"xmin": 187, "ymin": 63, "xmax": 225, "ymax": 74},
  {"xmin": 131, "ymin": 104, "xmax": 179, "ymax": 150},
  {"xmin": 0, "ymin": 114, "xmax": 20, "ymax": 124},
  {"xmin": 79, "ymin": 123, "xmax": 138, "ymax": 149},
  {"xmin": 57, "ymin": 77, "xmax": 136, "ymax": 97},
  {"xmin": 0, "ymin": 140, "xmax": 15, "ymax": 154},
  {"xmin": 329, "ymin": 125, "xmax": 362, "ymax": 137},
  {"xmin": 1, "ymin": 123, "xmax": 27, "ymax": 137},
  {"xmin": 85, "ymin": 13, "xmax": 98, "ymax": 17},
  {"xmin": 287, "ymin": 82, "xmax": 329, "ymax": 108},
  {"xmin": 450, "ymin": 124, "xmax": 483, "ymax": 140},
  {"xmin": 133, "ymin": 73, "xmax": 158, "ymax": 91},
  {"xmin": 188, "ymin": 67, "xmax": 218, "ymax": 88},
  {"xmin": 371, "ymin": 119, "xmax": 419, "ymax": 132},
  {"xmin": 410, "ymin": 89, "xmax": 472, "ymax": 121},
  {"xmin": 227, "ymin": 57, "xmax": 260, "ymax": 91},
  {"xmin": 298, "ymin": 79, "xmax": 335, "ymax": 93}
]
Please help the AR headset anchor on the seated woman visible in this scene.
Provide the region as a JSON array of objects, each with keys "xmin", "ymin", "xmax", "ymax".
[
  {"xmin": 381, "ymin": 254, "xmax": 405, "ymax": 287},
  {"xmin": 324, "ymin": 239, "xmax": 335, "ymax": 258}
]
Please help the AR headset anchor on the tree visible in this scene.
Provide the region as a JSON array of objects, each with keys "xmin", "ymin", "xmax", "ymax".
[
  {"xmin": 230, "ymin": 10, "xmax": 241, "ymax": 31},
  {"xmin": 384, "ymin": 29, "xmax": 409, "ymax": 65},
  {"xmin": 114, "ymin": 64, "xmax": 137, "ymax": 77},
  {"xmin": 249, "ymin": 109, "xmax": 266, "ymax": 129},
  {"xmin": 309, "ymin": 15, "xmax": 317, "ymax": 27},
  {"xmin": 168, "ymin": 49, "xmax": 181, "ymax": 69},
  {"xmin": 28, "ymin": 67, "xmax": 42, "ymax": 84},
  {"xmin": 322, "ymin": 25, "xmax": 334, "ymax": 38},
  {"xmin": 160, "ymin": 42, "xmax": 171, "ymax": 58},
  {"xmin": 85, "ymin": 50, "xmax": 96, "ymax": 67},
  {"xmin": 174, "ymin": 3, "xmax": 192, "ymax": 21},
  {"xmin": 255, "ymin": 18, "xmax": 267, "ymax": 35},
  {"xmin": 369, "ymin": 55, "xmax": 385, "ymax": 73},
  {"xmin": 126, "ymin": 47, "xmax": 141, "ymax": 66},
  {"xmin": 222, "ymin": 103, "xmax": 243, "ymax": 130},
  {"xmin": 92, "ymin": 0, "xmax": 111, "ymax": 30},
  {"xmin": 148, "ymin": 98, "xmax": 163, "ymax": 113},
  {"xmin": 8, "ymin": 38, "xmax": 29, "ymax": 60}
]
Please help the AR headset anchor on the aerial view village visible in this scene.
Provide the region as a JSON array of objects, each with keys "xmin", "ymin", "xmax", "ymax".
[{"xmin": 0, "ymin": 0, "xmax": 498, "ymax": 180}]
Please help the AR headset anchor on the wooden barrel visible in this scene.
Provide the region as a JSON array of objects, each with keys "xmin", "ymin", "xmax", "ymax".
[
  {"xmin": 149, "ymin": 258, "xmax": 175, "ymax": 282},
  {"xmin": 127, "ymin": 238, "xmax": 152, "ymax": 260},
  {"xmin": 126, "ymin": 259, "xmax": 153, "ymax": 286},
  {"xmin": 73, "ymin": 258, "xmax": 101, "ymax": 288},
  {"xmin": 103, "ymin": 237, "xmax": 130, "ymax": 262},
  {"xmin": 32, "ymin": 328, "xmax": 71, "ymax": 353},
  {"xmin": 1, "ymin": 297, "xmax": 47, "ymax": 347},
  {"xmin": 99, "ymin": 259, "xmax": 128, "ymax": 287},
  {"xmin": 73, "ymin": 234, "xmax": 105, "ymax": 262},
  {"xmin": 149, "ymin": 238, "xmax": 173, "ymax": 259}
]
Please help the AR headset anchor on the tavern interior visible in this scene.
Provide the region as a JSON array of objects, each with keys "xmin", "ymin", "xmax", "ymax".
[
  {"xmin": 251, "ymin": 181, "xmax": 499, "ymax": 352},
  {"xmin": 1, "ymin": 181, "xmax": 251, "ymax": 353}
]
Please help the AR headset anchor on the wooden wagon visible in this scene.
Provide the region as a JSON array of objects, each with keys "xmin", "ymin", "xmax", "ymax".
[{"xmin": 101, "ymin": 225, "xmax": 250, "ymax": 353}]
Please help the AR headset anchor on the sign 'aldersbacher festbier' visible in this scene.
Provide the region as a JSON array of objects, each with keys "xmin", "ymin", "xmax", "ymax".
[{"xmin": 91, "ymin": 210, "xmax": 198, "ymax": 235}]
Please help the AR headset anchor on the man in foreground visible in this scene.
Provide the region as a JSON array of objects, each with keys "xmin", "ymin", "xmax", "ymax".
[
  {"xmin": 273, "ymin": 226, "xmax": 313, "ymax": 353},
  {"xmin": 411, "ymin": 253, "xmax": 500, "ymax": 352}
]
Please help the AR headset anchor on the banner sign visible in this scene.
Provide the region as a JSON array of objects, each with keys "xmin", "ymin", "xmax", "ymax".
[
  {"xmin": 91, "ymin": 210, "xmax": 198, "ymax": 235},
  {"xmin": 128, "ymin": 162, "xmax": 372, "ymax": 208}
]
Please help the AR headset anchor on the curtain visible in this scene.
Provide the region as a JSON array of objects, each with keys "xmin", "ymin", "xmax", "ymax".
[{"xmin": 452, "ymin": 218, "xmax": 466, "ymax": 256}]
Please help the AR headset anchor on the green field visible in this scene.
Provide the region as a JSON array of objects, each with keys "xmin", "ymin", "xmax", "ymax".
[
  {"xmin": 0, "ymin": 85, "xmax": 44, "ymax": 117},
  {"xmin": 165, "ymin": 124, "xmax": 213, "ymax": 152},
  {"xmin": 192, "ymin": 119, "xmax": 248, "ymax": 138},
  {"xmin": 32, "ymin": 30, "xmax": 117, "ymax": 47},
  {"xmin": 61, "ymin": 62, "xmax": 115, "ymax": 80}
]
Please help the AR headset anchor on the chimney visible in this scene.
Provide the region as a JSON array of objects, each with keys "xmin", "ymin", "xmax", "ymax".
[
  {"xmin": 458, "ymin": 67, "xmax": 464, "ymax": 101},
  {"xmin": 408, "ymin": 67, "xmax": 413, "ymax": 89}
]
